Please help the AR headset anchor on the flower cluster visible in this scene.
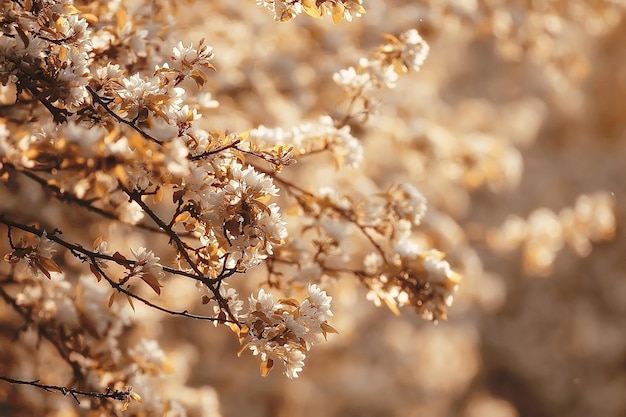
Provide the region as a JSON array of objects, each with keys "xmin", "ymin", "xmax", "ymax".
[
  {"xmin": 364, "ymin": 248, "xmax": 461, "ymax": 321},
  {"xmin": 334, "ymin": 29, "xmax": 429, "ymax": 92},
  {"xmin": 4, "ymin": 231, "xmax": 61, "ymax": 279},
  {"xmin": 239, "ymin": 285, "xmax": 335, "ymax": 378},
  {"xmin": 249, "ymin": 115, "xmax": 363, "ymax": 168},
  {"xmin": 0, "ymin": 1, "xmax": 91, "ymax": 111},
  {"xmin": 257, "ymin": 0, "xmax": 365, "ymax": 23}
]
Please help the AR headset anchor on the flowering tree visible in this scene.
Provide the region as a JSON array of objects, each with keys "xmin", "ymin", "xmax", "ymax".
[
  {"xmin": 0, "ymin": 0, "xmax": 465, "ymax": 415},
  {"xmin": 1, "ymin": 0, "xmax": 620, "ymax": 416}
]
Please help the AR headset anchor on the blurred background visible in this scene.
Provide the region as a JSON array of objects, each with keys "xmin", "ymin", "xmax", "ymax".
[{"xmin": 170, "ymin": 1, "xmax": 625, "ymax": 416}]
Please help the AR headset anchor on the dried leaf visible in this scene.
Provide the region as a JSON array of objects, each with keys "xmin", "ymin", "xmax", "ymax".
[
  {"xmin": 89, "ymin": 264, "xmax": 102, "ymax": 282},
  {"xmin": 260, "ymin": 358, "xmax": 274, "ymax": 377},
  {"xmin": 112, "ymin": 251, "xmax": 127, "ymax": 262},
  {"xmin": 108, "ymin": 292, "xmax": 116, "ymax": 307},
  {"xmin": 126, "ymin": 295, "xmax": 135, "ymax": 311},
  {"xmin": 320, "ymin": 322, "xmax": 339, "ymax": 334},
  {"xmin": 15, "ymin": 26, "xmax": 29, "ymax": 48},
  {"xmin": 39, "ymin": 257, "xmax": 62, "ymax": 273},
  {"xmin": 37, "ymin": 262, "xmax": 51, "ymax": 279},
  {"xmin": 190, "ymin": 74, "xmax": 206, "ymax": 89},
  {"xmin": 140, "ymin": 273, "xmax": 162, "ymax": 295},
  {"xmin": 172, "ymin": 189, "xmax": 185, "ymax": 203}
]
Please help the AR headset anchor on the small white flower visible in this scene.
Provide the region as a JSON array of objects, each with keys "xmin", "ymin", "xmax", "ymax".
[
  {"xmin": 249, "ymin": 288, "xmax": 275, "ymax": 313},
  {"xmin": 130, "ymin": 247, "xmax": 165, "ymax": 280}
]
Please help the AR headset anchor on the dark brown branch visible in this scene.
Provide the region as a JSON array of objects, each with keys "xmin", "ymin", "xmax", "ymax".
[
  {"xmin": 90, "ymin": 261, "xmax": 230, "ymax": 323},
  {"xmin": 7, "ymin": 164, "xmax": 163, "ymax": 235},
  {"xmin": 86, "ymin": 86, "xmax": 162, "ymax": 146},
  {"xmin": 122, "ymin": 189, "xmax": 239, "ymax": 323},
  {"xmin": 0, "ymin": 216, "xmax": 235, "ymax": 323},
  {"xmin": 0, "ymin": 376, "xmax": 129, "ymax": 405},
  {"xmin": 189, "ymin": 139, "xmax": 241, "ymax": 161}
]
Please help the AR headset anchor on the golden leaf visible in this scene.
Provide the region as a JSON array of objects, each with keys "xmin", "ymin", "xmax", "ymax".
[
  {"xmin": 163, "ymin": 359, "xmax": 175, "ymax": 374},
  {"xmin": 130, "ymin": 391, "xmax": 143, "ymax": 404},
  {"xmin": 448, "ymin": 271, "xmax": 462, "ymax": 285},
  {"xmin": 302, "ymin": 0, "xmax": 323, "ymax": 18},
  {"xmin": 93, "ymin": 236, "xmax": 103, "ymax": 250},
  {"xmin": 237, "ymin": 341, "xmax": 251, "ymax": 357},
  {"xmin": 331, "ymin": 2, "xmax": 345, "ymax": 23},
  {"xmin": 116, "ymin": 7, "xmax": 127, "ymax": 30},
  {"xmin": 174, "ymin": 211, "xmax": 191, "ymax": 224},
  {"xmin": 55, "ymin": 17, "xmax": 66, "ymax": 32},
  {"xmin": 251, "ymin": 311, "xmax": 274, "ymax": 325},
  {"xmin": 238, "ymin": 130, "xmax": 251, "ymax": 141},
  {"xmin": 227, "ymin": 321, "xmax": 242, "ymax": 335},
  {"xmin": 382, "ymin": 296, "xmax": 401, "ymax": 316},
  {"xmin": 62, "ymin": 4, "xmax": 80, "ymax": 14},
  {"xmin": 113, "ymin": 165, "xmax": 130, "ymax": 190},
  {"xmin": 278, "ymin": 297, "xmax": 300, "ymax": 308}
]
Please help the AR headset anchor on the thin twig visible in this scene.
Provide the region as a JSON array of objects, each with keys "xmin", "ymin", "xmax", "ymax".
[
  {"xmin": 189, "ymin": 139, "xmax": 241, "ymax": 161},
  {"xmin": 122, "ymin": 189, "xmax": 239, "ymax": 323},
  {"xmin": 7, "ymin": 165, "xmax": 162, "ymax": 234},
  {"xmin": 0, "ymin": 375, "xmax": 129, "ymax": 405},
  {"xmin": 86, "ymin": 86, "xmax": 162, "ymax": 146},
  {"xmin": 0, "ymin": 217, "xmax": 236, "ymax": 323}
]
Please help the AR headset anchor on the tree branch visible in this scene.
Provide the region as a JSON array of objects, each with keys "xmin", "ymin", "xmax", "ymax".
[{"xmin": 0, "ymin": 375, "xmax": 129, "ymax": 405}]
